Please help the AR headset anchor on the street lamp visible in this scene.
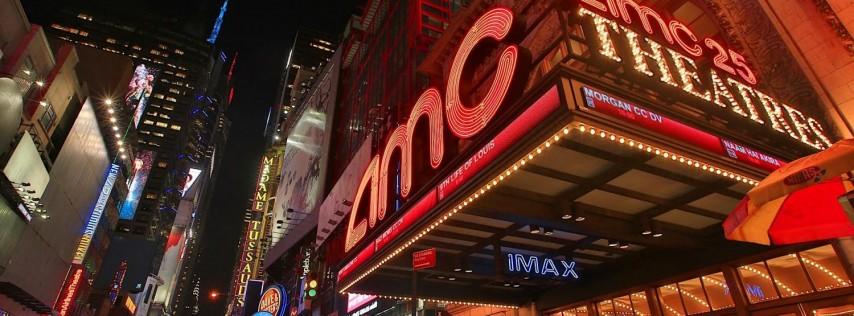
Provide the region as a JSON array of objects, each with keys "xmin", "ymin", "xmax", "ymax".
[{"xmin": 209, "ymin": 290, "xmax": 220, "ymax": 300}]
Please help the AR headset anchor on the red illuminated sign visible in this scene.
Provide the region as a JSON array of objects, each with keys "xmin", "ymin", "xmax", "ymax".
[
  {"xmin": 580, "ymin": 85, "xmax": 784, "ymax": 171},
  {"xmin": 344, "ymin": 7, "xmax": 527, "ymax": 253},
  {"xmin": 55, "ymin": 264, "xmax": 85, "ymax": 316},
  {"xmin": 338, "ymin": 86, "xmax": 561, "ymax": 282},
  {"xmin": 573, "ymin": 0, "xmax": 834, "ymax": 150},
  {"xmin": 412, "ymin": 248, "xmax": 437, "ymax": 270},
  {"xmin": 577, "ymin": 0, "xmax": 756, "ymax": 84}
]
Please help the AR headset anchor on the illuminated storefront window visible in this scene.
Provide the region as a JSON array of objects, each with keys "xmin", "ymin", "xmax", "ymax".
[
  {"xmin": 657, "ymin": 283, "xmax": 686, "ymax": 316},
  {"xmin": 738, "ymin": 245, "xmax": 852, "ymax": 304},
  {"xmin": 556, "ymin": 305, "xmax": 588, "ymax": 316},
  {"xmin": 700, "ymin": 272, "xmax": 734, "ymax": 310}
]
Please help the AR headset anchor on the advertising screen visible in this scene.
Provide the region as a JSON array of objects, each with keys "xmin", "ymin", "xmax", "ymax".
[
  {"xmin": 119, "ymin": 150, "xmax": 155, "ymax": 220},
  {"xmin": 125, "ymin": 64, "xmax": 158, "ymax": 128},
  {"xmin": 271, "ymin": 49, "xmax": 340, "ymax": 244}
]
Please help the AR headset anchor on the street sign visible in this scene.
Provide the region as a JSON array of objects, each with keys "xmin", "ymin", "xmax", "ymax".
[{"xmin": 412, "ymin": 248, "xmax": 436, "ymax": 270}]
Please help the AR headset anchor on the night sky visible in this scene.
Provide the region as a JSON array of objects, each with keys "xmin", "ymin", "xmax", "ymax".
[{"xmin": 197, "ymin": 1, "xmax": 361, "ymax": 314}]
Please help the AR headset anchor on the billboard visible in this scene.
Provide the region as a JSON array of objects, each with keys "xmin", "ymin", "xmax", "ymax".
[
  {"xmin": 181, "ymin": 168, "xmax": 203, "ymax": 197},
  {"xmin": 271, "ymin": 49, "xmax": 340, "ymax": 245},
  {"xmin": 119, "ymin": 150, "xmax": 155, "ymax": 220},
  {"xmin": 125, "ymin": 64, "xmax": 158, "ymax": 128}
]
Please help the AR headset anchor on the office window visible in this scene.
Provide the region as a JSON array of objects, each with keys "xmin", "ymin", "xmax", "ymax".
[
  {"xmin": 155, "ymin": 122, "xmax": 168, "ymax": 128},
  {"xmin": 170, "ymin": 125, "xmax": 181, "ymax": 131},
  {"xmin": 143, "ymin": 120, "xmax": 154, "ymax": 125}
]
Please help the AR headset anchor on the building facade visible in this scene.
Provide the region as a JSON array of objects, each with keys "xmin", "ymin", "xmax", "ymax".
[
  {"xmin": 22, "ymin": 1, "xmax": 234, "ymax": 311},
  {"xmin": 0, "ymin": 0, "xmax": 141, "ymax": 314},
  {"xmin": 258, "ymin": 1, "xmax": 854, "ymax": 316}
]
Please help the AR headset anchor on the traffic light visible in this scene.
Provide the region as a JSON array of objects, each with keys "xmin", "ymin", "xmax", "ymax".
[{"xmin": 307, "ymin": 279, "xmax": 317, "ymax": 297}]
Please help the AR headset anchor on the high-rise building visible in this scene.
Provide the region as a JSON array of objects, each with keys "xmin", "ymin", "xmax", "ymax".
[
  {"xmin": 22, "ymin": 0, "xmax": 232, "ymax": 297},
  {"xmin": 267, "ymin": 29, "xmax": 337, "ymax": 146},
  {"xmin": 0, "ymin": 0, "xmax": 140, "ymax": 314}
]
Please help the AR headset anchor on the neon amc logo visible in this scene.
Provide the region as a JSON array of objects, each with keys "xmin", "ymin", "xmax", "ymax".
[{"xmin": 344, "ymin": 7, "xmax": 529, "ymax": 252}]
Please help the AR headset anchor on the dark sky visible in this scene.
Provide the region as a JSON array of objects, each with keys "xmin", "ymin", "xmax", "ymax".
[{"xmin": 196, "ymin": 1, "xmax": 361, "ymax": 314}]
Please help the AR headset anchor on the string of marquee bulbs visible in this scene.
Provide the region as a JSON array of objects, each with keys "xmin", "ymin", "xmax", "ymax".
[{"xmin": 339, "ymin": 121, "xmax": 761, "ymax": 293}]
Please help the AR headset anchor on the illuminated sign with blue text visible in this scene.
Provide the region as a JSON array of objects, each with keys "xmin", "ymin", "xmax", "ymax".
[
  {"xmin": 506, "ymin": 253, "xmax": 579, "ymax": 279},
  {"xmin": 73, "ymin": 163, "xmax": 120, "ymax": 264}
]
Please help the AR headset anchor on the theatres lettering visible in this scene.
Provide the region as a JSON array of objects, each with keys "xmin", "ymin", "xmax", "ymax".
[
  {"xmin": 574, "ymin": 1, "xmax": 833, "ymax": 149},
  {"xmin": 345, "ymin": 7, "xmax": 528, "ymax": 252}
]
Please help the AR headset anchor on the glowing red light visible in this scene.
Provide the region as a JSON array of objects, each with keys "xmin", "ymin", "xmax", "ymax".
[{"xmin": 445, "ymin": 7, "xmax": 518, "ymax": 139}]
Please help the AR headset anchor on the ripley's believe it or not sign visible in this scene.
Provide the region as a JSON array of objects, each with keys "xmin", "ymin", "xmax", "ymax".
[
  {"xmin": 340, "ymin": 1, "xmax": 836, "ymax": 282},
  {"xmin": 233, "ymin": 153, "xmax": 279, "ymax": 308}
]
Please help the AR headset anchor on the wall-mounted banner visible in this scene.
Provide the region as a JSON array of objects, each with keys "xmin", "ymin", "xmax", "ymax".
[
  {"xmin": 505, "ymin": 253, "xmax": 579, "ymax": 280},
  {"xmin": 256, "ymin": 284, "xmax": 287, "ymax": 316}
]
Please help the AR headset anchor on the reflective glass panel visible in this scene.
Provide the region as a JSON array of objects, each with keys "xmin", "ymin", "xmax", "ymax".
[
  {"xmin": 658, "ymin": 283, "xmax": 686, "ymax": 316},
  {"xmin": 677, "ymin": 278, "xmax": 711, "ymax": 315},
  {"xmin": 598, "ymin": 300, "xmax": 615, "ymax": 316},
  {"xmin": 630, "ymin": 291, "xmax": 652, "ymax": 316},
  {"xmin": 799, "ymin": 245, "xmax": 852, "ymax": 291},
  {"xmin": 765, "ymin": 254, "xmax": 814, "ymax": 297},
  {"xmin": 612, "ymin": 295, "xmax": 632, "ymax": 316},
  {"xmin": 739, "ymin": 262, "xmax": 782, "ymax": 303},
  {"xmin": 700, "ymin": 272, "xmax": 734, "ymax": 310}
]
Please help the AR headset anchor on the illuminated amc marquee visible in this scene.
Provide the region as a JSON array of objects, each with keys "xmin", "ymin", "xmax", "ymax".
[
  {"xmin": 230, "ymin": 151, "xmax": 281, "ymax": 309},
  {"xmin": 335, "ymin": 0, "xmax": 838, "ymax": 292}
]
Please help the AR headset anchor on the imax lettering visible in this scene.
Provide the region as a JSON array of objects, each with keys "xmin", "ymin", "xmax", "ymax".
[
  {"xmin": 345, "ymin": 7, "xmax": 524, "ymax": 252},
  {"xmin": 506, "ymin": 253, "xmax": 579, "ymax": 279}
]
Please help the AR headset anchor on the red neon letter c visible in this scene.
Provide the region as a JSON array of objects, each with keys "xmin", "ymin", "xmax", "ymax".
[{"xmin": 446, "ymin": 7, "xmax": 518, "ymax": 139}]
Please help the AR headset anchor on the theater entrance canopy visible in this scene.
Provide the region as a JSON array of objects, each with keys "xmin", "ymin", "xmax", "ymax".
[{"xmin": 332, "ymin": 0, "xmax": 840, "ymax": 310}]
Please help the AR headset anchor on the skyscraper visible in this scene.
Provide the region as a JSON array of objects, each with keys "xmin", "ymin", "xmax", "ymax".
[{"xmin": 23, "ymin": 0, "xmax": 232, "ymax": 303}]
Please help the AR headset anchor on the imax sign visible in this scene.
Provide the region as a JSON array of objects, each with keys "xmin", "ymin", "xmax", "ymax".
[{"xmin": 506, "ymin": 253, "xmax": 579, "ymax": 279}]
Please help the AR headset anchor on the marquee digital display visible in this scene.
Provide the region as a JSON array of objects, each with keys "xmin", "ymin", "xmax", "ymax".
[{"xmin": 581, "ymin": 86, "xmax": 784, "ymax": 171}]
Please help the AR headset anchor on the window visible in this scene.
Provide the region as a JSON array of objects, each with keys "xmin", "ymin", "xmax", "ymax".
[
  {"xmin": 157, "ymin": 162, "xmax": 167, "ymax": 168},
  {"xmin": 170, "ymin": 125, "xmax": 181, "ymax": 131},
  {"xmin": 40, "ymin": 104, "xmax": 57, "ymax": 130},
  {"xmin": 738, "ymin": 262, "xmax": 780, "ymax": 303},
  {"xmin": 155, "ymin": 121, "xmax": 168, "ymax": 128},
  {"xmin": 799, "ymin": 245, "xmax": 851, "ymax": 291},
  {"xmin": 153, "ymin": 132, "xmax": 165, "ymax": 137},
  {"xmin": 166, "ymin": 97, "xmax": 177, "ymax": 102},
  {"xmin": 153, "ymin": 94, "xmax": 164, "ymax": 99},
  {"xmin": 162, "ymin": 105, "xmax": 175, "ymax": 111},
  {"xmin": 658, "ymin": 284, "xmax": 686, "ymax": 316},
  {"xmin": 169, "ymin": 88, "xmax": 181, "ymax": 94},
  {"xmin": 143, "ymin": 120, "xmax": 154, "ymax": 125},
  {"xmin": 554, "ymin": 306, "xmax": 588, "ymax": 316},
  {"xmin": 106, "ymin": 38, "xmax": 117, "ymax": 44},
  {"xmin": 175, "ymin": 72, "xmax": 187, "ymax": 79},
  {"xmin": 158, "ymin": 114, "xmax": 170, "ymax": 119},
  {"xmin": 737, "ymin": 245, "xmax": 851, "ymax": 304},
  {"xmin": 700, "ymin": 272, "xmax": 734, "ymax": 310},
  {"xmin": 145, "ymin": 193, "xmax": 157, "ymax": 200}
]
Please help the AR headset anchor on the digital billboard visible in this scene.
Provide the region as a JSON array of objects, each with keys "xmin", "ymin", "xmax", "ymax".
[
  {"xmin": 181, "ymin": 168, "xmax": 203, "ymax": 197},
  {"xmin": 125, "ymin": 64, "xmax": 158, "ymax": 128},
  {"xmin": 119, "ymin": 150, "xmax": 155, "ymax": 220},
  {"xmin": 271, "ymin": 49, "xmax": 340, "ymax": 245}
]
